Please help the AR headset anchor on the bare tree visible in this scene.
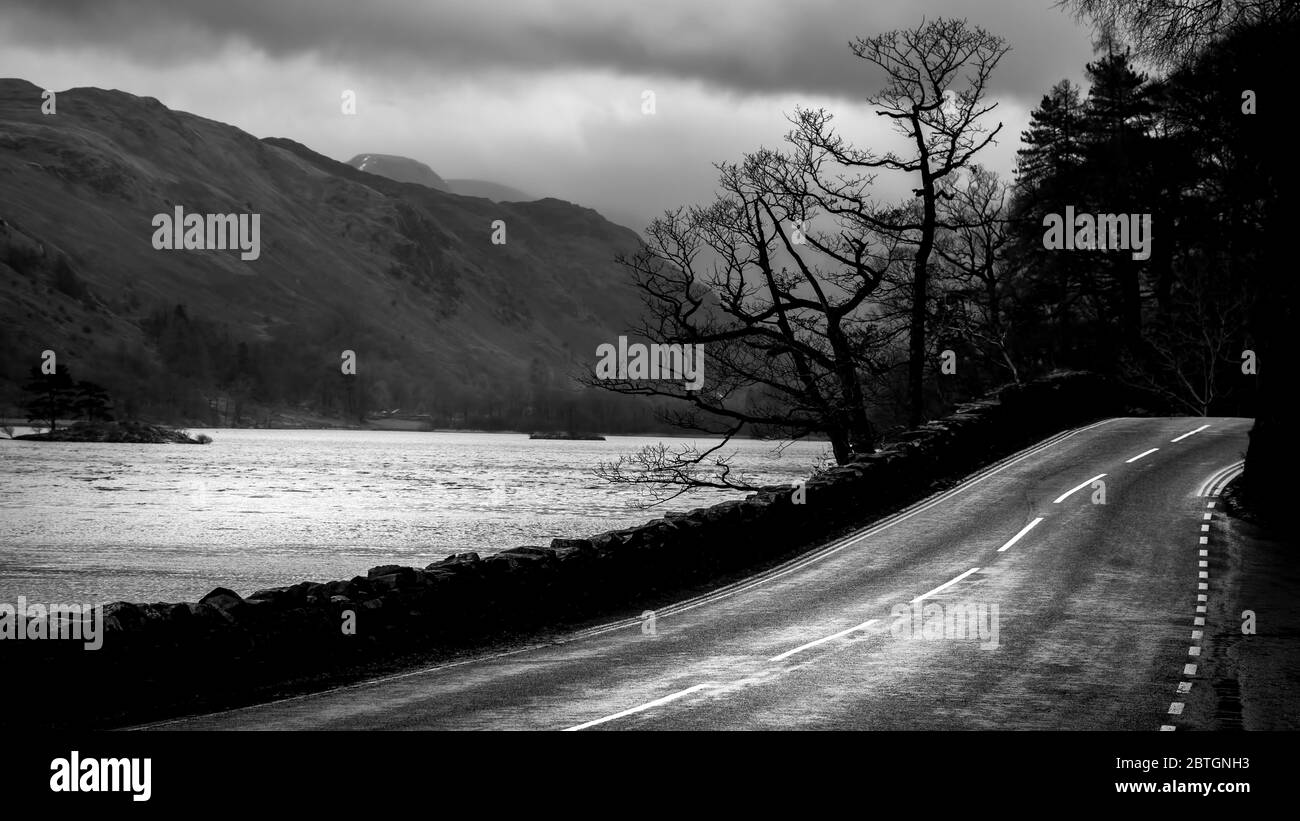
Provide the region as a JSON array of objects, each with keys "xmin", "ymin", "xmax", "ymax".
[
  {"xmin": 933, "ymin": 166, "xmax": 1021, "ymax": 382},
  {"xmin": 586, "ymin": 143, "xmax": 912, "ymax": 495},
  {"xmin": 1119, "ymin": 265, "xmax": 1246, "ymax": 415},
  {"xmin": 786, "ymin": 18, "xmax": 1009, "ymax": 425},
  {"xmin": 1058, "ymin": 0, "xmax": 1296, "ymax": 68}
]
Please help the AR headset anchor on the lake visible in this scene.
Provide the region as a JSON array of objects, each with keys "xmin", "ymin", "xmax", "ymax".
[{"xmin": 0, "ymin": 429, "xmax": 829, "ymax": 605}]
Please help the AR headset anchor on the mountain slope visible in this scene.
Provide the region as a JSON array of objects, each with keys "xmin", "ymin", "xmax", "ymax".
[
  {"xmin": 0, "ymin": 79, "xmax": 651, "ymax": 429},
  {"xmin": 346, "ymin": 153, "xmax": 448, "ymax": 191},
  {"xmin": 444, "ymin": 179, "xmax": 533, "ymax": 202}
]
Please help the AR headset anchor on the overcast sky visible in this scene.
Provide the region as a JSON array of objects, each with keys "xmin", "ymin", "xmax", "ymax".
[{"xmin": 1, "ymin": 0, "xmax": 1099, "ymax": 232}]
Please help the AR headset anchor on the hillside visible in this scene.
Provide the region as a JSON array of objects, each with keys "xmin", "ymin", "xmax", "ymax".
[{"xmin": 0, "ymin": 80, "xmax": 658, "ymax": 431}]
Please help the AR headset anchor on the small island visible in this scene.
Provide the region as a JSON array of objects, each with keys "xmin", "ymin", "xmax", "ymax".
[
  {"xmin": 14, "ymin": 420, "xmax": 212, "ymax": 445},
  {"xmin": 529, "ymin": 431, "xmax": 606, "ymax": 441}
]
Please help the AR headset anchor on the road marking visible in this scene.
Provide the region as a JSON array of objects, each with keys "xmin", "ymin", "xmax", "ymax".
[
  {"xmin": 998, "ymin": 518, "xmax": 1044, "ymax": 552},
  {"xmin": 1198, "ymin": 583, "xmax": 1208, "ymax": 590},
  {"xmin": 1207, "ymin": 501, "xmax": 1216, "ymax": 509},
  {"xmin": 1196, "ymin": 605, "xmax": 1206, "ymax": 613},
  {"xmin": 130, "ymin": 418, "xmax": 1124, "ymax": 731},
  {"xmin": 1203, "ymin": 513, "xmax": 1212, "ymax": 520},
  {"xmin": 1199, "ymin": 537, "xmax": 1208, "ymax": 544},
  {"xmin": 1053, "ymin": 473, "xmax": 1107, "ymax": 504},
  {"xmin": 563, "ymin": 683, "xmax": 718, "ymax": 731},
  {"xmin": 1160, "ymin": 725, "xmax": 1176, "ymax": 731},
  {"xmin": 1184, "ymin": 664, "xmax": 1197, "ymax": 676},
  {"xmin": 1199, "ymin": 550, "xmax": 1207, "ymax": 557},
  {"xmin": 1199, "ymin": 561, "xmax": 1207, "ymax": 568},
  {"xmin": 1194, "ymin": 617, "xmax": 1204, "ymax": 626},
  {"xmin": 1126, "ymin": 447, "xmax": 1159, "ymax": 463},
  {"xmin": 1169, "ymin": 702, "xmax": 1184, "ymax": 715},
  {"xmin": 1198, "ymin": 594, "xmax": 1207, "ymax": 602},
  {"xmin": 1201, "ymin": 524, "xmax": 1210, "ymax": 531},
  {"xmin": 769, "ymin": 619, "xmax": 879, "ymax": 662},
  {"xmin": 562, "ymin": 418, "xmax": 1122, "ymax": 639},
  {"xmin": 1191, "ymin": 630, "xmax": 1202, "ymax": 640},
  {"xmin": 1177, "ymin": 682, "xmax": 1192, "ymax": 694},
  {"xmin": 910, "ymin": 567, "xmax": 981, "ymax": 603},
  {"xmin": 1189, "ymin": 646, "xmax": 1201, "ymax": 656},
  {"xmin": 1171, "ymin": 424, "xmax": 1210, "ymax": 443}
]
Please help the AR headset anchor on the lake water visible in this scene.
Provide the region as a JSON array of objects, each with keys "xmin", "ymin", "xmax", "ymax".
[{"xmin": 0, "ymin": 429, "xmax": 829, "ymax": 605}]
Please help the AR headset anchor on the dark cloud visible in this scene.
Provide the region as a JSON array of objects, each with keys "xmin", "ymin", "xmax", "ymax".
[{"xmin": 7, "ymin": 0, "xmax": 1095, "ymax": 104}]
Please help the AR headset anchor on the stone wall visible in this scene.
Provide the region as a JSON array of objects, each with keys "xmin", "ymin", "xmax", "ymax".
[{"xmin": 3, "ymin": 371, "xmax": 1127, "ymax": 729}]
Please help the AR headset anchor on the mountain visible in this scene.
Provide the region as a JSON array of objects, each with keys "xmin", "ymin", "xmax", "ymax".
[
  {"xmin": 0, "ymin": 80, "xmax": 659, "ymax": 431},
  {"xmin": 444, "ymin": 179, "xmax": 533, "ymax": 203},
  {"xmin": 346, "ymin": 153, "xmax": 448, "ymax": 191},
  {"xmin": 345, "ymin": 154, "xmax": 534, "ymax": 203}
]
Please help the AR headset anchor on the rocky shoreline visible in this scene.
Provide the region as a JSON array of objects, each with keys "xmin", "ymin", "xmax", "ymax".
[
  {"xmin": 13, "ymin": 420, "xmax": 211, "ymax": 444},
  {"xmin": 2, "ymin": 371, "xmax": 1128, "ymax": 730}
]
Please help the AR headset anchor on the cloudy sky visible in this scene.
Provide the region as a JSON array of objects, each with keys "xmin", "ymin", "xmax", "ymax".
[{"xmin": 1, "ymin": 0, "xmax": 1099, "ymax": 231}]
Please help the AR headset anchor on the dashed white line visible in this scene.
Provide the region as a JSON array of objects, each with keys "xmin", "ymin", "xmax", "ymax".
[
  {"xmin": 997, "ymin": 518, "xmax": 1044, "ymax": 552},
  {"xmin": 563, "ymin": 683, "xmax": 719, "ymax": 731},
  {"xmin": 769, "ymin": 619, "xmax": 879, "ymax": 662},
  {"xmin": 910, "ymin": 567, "xmax": 981, "ymax": 603},
  {"xmin": 1053, "ymin": 474, "xmax": 1107, "ymax": 504},
  {"xmin": 1126, "ymin": 448, "xmax": 1159, "ymax": 463},
  {"xmin": 1171, "ymin": 424, "xmax": 1210, "ymax": 443},
  {"xmin": 1169, "ymin": 702, "xmax": 1185, "ymax": 715},
  {"xmin": 1184, "ymin": 664, "xmax": 1197, "ymax": 676},
  {"xmin": 1189, "ymin": 646, "xmax": 1201, "ymax": 656}
]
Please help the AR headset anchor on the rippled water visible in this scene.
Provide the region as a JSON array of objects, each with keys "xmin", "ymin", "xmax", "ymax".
[{"xmin": 0, "ymin": 429, "xmax": 828, "ymax": 605}]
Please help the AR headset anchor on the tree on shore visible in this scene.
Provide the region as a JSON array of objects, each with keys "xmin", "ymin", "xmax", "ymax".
[
  {"xmin": 787, "ymin": 19, "xmax": 1009, "ymax": 426},
  {"xmin": 588, "ymin": 19, "xmax": 1008, "ymax": 497},
  {"xmin": 21, "ymin": 367, "xmax": 114, "ymax": 431}
]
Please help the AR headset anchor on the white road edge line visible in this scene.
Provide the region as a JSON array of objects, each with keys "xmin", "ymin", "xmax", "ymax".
[
  {"xmin": 562, "ymin": 682, "xmax": 719, "ymax": 731},
  {"xmin": 1171, "ymin": 424, "xmax": 1210, "ymax": 443},
  {"xmin": 769, "ymin": 619, "xmax": 880, "ymax": 662},
  {"xmin": 910, "ymin": 567, "xmax": 981, "ymax": 603},
  {"xmin": 998, "ymin": 518, "xmax": 1045, "ymax": 552},
  {"xmin": 129, "ymin": 417, "xmax": 1121, "ymax": 731},
  {"xmin": 1053, "ymin": 474, "xmax": 1107, "ymax": 504},
  {"xmin": 1126, "ymin": 447, "xmax": 1159, "ymax": 464}
]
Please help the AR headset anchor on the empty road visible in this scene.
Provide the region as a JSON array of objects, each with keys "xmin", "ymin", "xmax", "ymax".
[{"xmin": 146, "ymin": 416, "xmax": 1250, "ymax": 731}]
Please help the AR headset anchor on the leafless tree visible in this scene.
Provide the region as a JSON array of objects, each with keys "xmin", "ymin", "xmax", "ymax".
[
  {"xmin": 1058, "ymin": 0, "xmax": 1297, "ymax": 68},
  {"xmin": 1120, "ymin": 265, "xmax": 1247, "ymax": 415},
  {"xmin": 932, "ymin": 166, "xmax": 1021, "ymax": 382},
  {"xmin": 585, "ymin": 143, "xmax": 913, "ymax": 495},
  {"xmin": 785, "ymin": 18, "xmax": 1009, "ymax": 426}
]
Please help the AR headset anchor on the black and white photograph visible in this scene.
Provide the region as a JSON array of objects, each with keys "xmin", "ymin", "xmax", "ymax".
[{"xmin": 1, "ymin": 0, "xmax": 1295, "ymax": 806}]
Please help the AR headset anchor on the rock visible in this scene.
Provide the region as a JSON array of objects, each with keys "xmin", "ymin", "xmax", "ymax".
[
  {"xmin": 499, "ymin": 546, "xmax": 556, "ymax": 561},
  {"xmin": 199, "ymin": 587, "xmax": 244, "ymax": 611},
  {"xmin": 549, "ymin": 538, "xmax": 593, "ymax": 551},
  {"xmin": 428, "ymin": 552, "xmax": 480, "ymax": 569}
]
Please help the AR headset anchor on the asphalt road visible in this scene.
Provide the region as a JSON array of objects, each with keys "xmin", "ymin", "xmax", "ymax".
[{"xmin": 148, "ymin": 416, "xmax": 1251, "ymax": 731}]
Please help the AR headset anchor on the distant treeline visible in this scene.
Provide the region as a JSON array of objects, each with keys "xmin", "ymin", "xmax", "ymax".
[{"xmin": 0, "ymin": 300, "xmax": 685, "ymax": 434}]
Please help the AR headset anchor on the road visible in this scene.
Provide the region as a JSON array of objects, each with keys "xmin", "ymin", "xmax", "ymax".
[{"xmin": 147, "ymin": 416, "xmax": 1250, "ymax": 731}]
